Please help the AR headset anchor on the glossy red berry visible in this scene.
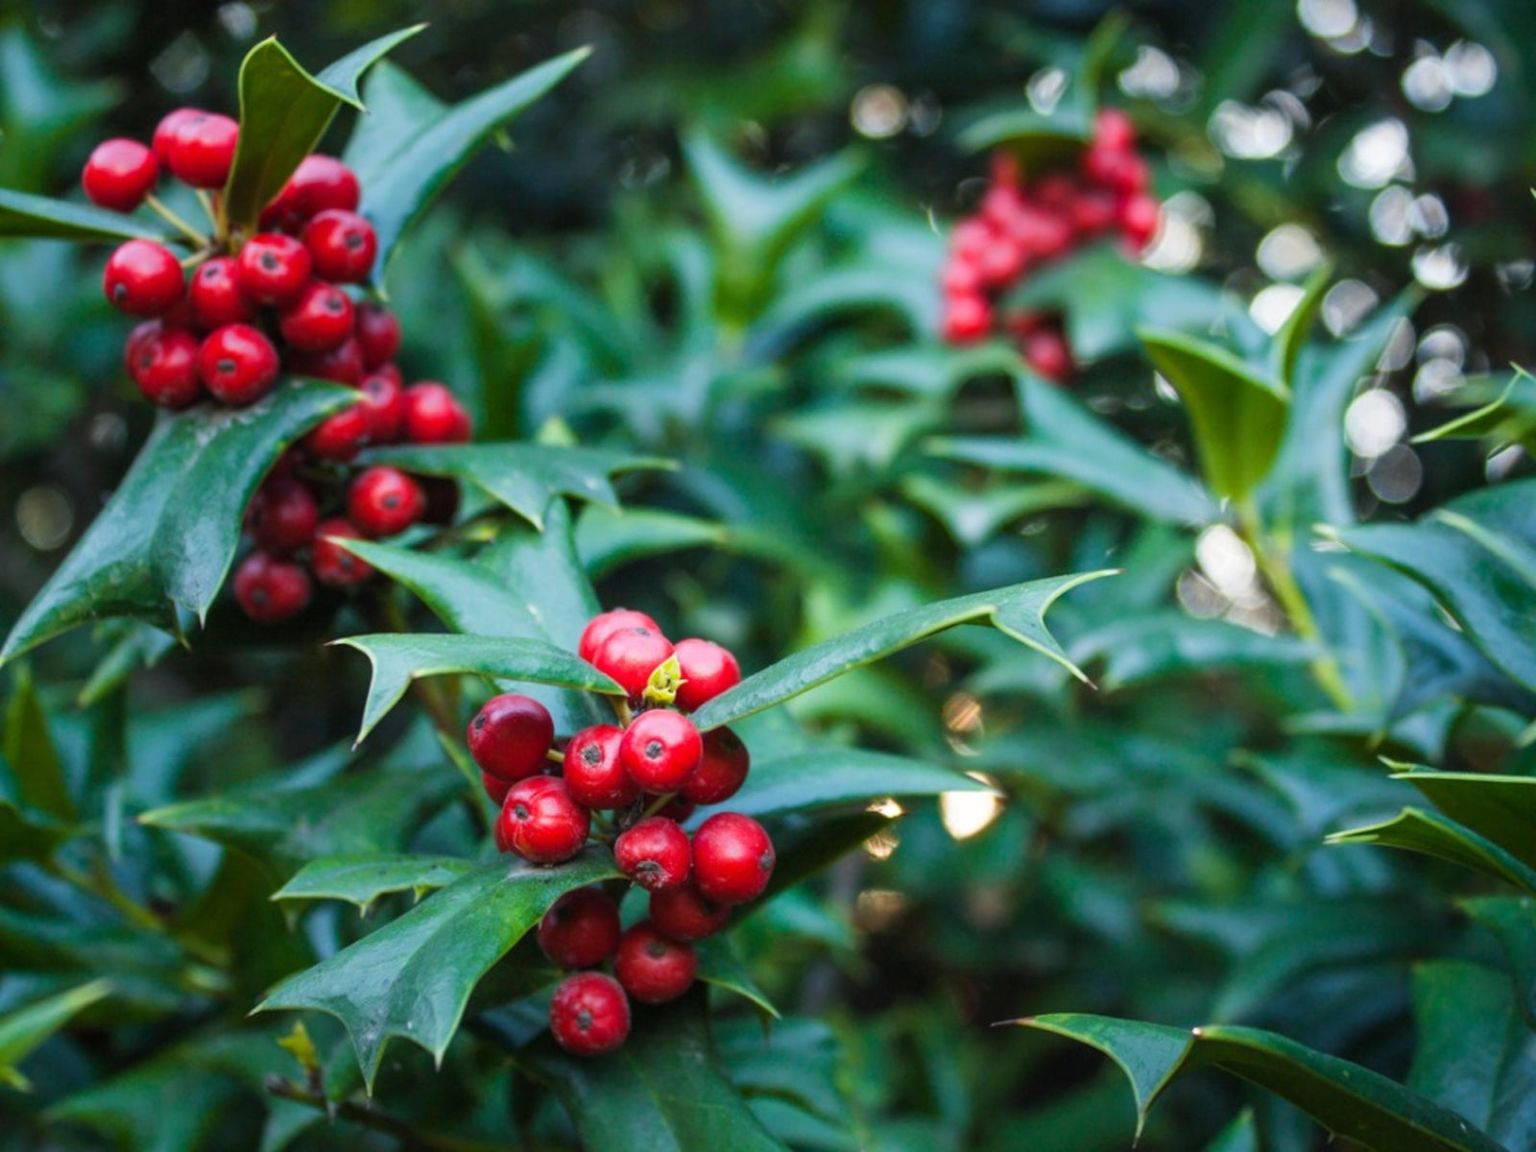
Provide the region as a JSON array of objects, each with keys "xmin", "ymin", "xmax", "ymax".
[
  {"xmin": 164, "ymin": 112, "xmax": 239, "ymax": 188},
  {"xmin": 289, "ymin": 337, "xmax": 365, "ymax": 386},
  {"xmin": 497, "ymin": 776, "xmax": 590, "ymax": 864},
  {"xmin": 613, "ymin": 816, "xmax": 691, "ymax": 892},
  {"xmin": 563, "ymin": 725, "xmax": 639, "ymax": 810},
  {"xmin": 482, "ymin": 771, "xmax": 511, "ymax": 806},
  {"xmin": 681, "ymin": 727, "xmax": 750, "ymax": 806},
  {"xmin": 538, "ymin": 888, "xmax": 621, "ymax": 969},
  {"xmin": 310, "ymin": 519, "xmax": 373, "ymax": 587},
  {"xmin": 1095, "ymin": 107, "xmax": 1137, "ymax": 153},
  {"xmin": 355, "ymin": 304, "xmax": 401, "ymax": 368},
  {"xmin": 672, "ymin": 639, "xmax": 741, "ymax": 712},
  {"xmin": 620, "ymin": 710, "xmax": 702, "ymax": 793},
  {"xmin": 549, "ymin": 972, "xmax": 630, "ymax": 1056},
  {"xmin": 692, "ymin": 813, "xmax": 775, "ymax": 905},
  {"xmin": 188, "ymin": 257, "xmax": 256, "ymax": 328},
  {"xmin": 82, "ymin": 138, "xmax": 158, "ymax": 211},
  {"xmin": 199, "ymin": 324, "xmax": 280, "ymax": 405},
  {"xmin": 940, "ymin": 258, "xmax": 983, "ymax": 297},
  {"xmin": 1119, "ymin": 194, "xmax": 1161, "ymax": 251},
  {"xmin": 468, "ymin": 693, "xmax": 555, "ymax": 783},
  {"xmin": 400, "ymin": 382, "xmax": 472, "ymax": 443},
  {"xmin": 248, "ymin": 476, "xmax": 318, "ymax": 554},
  {"xmin": 236, "ymin": 233, "xmax": 311, "ymax": 306},
  {"xmin": 233, "ymin": 551, "xmax": 311, "ymax": 623},
  {"xmin": 579, "ymin": 609, "xmax": 662, "ymax": 664},
  {"xmin": 103, "ymin": 240, "xmax": 184, "ymax": 316},
  {"xmin": 261, "ymin": 154, "xmax": 360, "ymax": 229},
  {"xmin": 614, "ymin": 922, "xmax": 697, "ymax": 1004},
  {"xmin": 358, "ymin": 370, "xmax": 405, "ymax": 443},
  {"xmin": 347, "ymin": 466, "xmax": 424, "ymax": 538},
  {"xmin": 279, "ymin": 281, "xmax": 355, "ymax": 352},
  {"xmin": 1022, "ymin": 328, "xmax": 1074, "ymax": 383},
  {"xmin": 152, "ymin": 108, "xmax": 205, "ymax": 163},
  {"xmin": 942, "ymin": 293, "xmax": 990, "ymax": 345},
  {"xmin": 302, "ymin": 209, "xmax": 377, "ymax": 282},
  {"xmin": 649, "ymin": 883, "xmax": 731, "ymax": 942},
  {"xmin": 125, "ymin": 322, "xmax": 201, "ymax": 408},
  {"xmin": 302, "ymin": 401, "xmax": 372, "ymax": 462},
  {"xmin": 591, "ymin": 626, "xmax": 674, "ymax": 701}
]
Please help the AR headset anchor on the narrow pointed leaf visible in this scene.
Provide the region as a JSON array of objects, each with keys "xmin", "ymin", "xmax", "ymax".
[
  {"xmin": 696, "ymin": 936, "xmax": 780, "ymax": 1019},
  {"xmin": 0, "ymin": 980, "xmax": 112, "ymax": 1091},
  {"xmin": 729, "ymin": 747, "xmax": 991, "ymax": 819},
  {"xmin": 0, "ymin": 189, "xmax": 160, "ymax": 242},
  {"xmin": 1461, "ymin": 897, "xmax": 1536, "ymax": 1029},
  {"xmin": 1394, "ymin": 770, "xmax": 1536, "ymax": 870},
  {"xmin": 271, "ymin": 854, "xmax": 475, "ymax": 911},
  {"xmin": 3, "ymin": 666, "xmax": 72, "ymax": 819},
  {"xmin": 1327, "ymin": 808, "xmax": 1536, "ymax": 895}
]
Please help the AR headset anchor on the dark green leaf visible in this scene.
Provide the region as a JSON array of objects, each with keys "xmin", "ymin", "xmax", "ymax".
[
  {"xmin": 1397, "ymin": 770, "xmax": 1536, "ymax": 871},
  {"xmin": 958, "ymin": 111, "xmax": 1092, "ymax": 161},
  {"xmin": 271, "ymin": 853, "xmax": 476, "ymax": 911},
  {"xmin": 1327, "ymin": 807, "xmax": 1536, "ymax": 895},
  {"xmin": 0, "ymin": 979, "xmax": 111, "ymax": 1091},
  {"xmin": 730, "ymin": 747, "xmax": 989, "ymax": 819},
  {"xmin": 1269, "ymin": 266, "xmax": 1332, "ymax": 387},
  {"xmin": 1071, "ymin": 612, "xmax": 1316, "ymax": 690},
  {"xmin": 695, "ymin": 935, "xmax": 779, "ymax": 1019},
  {"xmin": 1462, "ymin": 897, "xmax": 1536, "ymax": 1030},
  {"xmin": 3, "ymin": 664, "xmax": 72, "ymax": 819},
  {"xmin": 760, "ymin": 811, "xmax": 894, "ymax": 902},
  {"xmin": 0, "ymin": 188, "xmax": 159, "ymax": 243}
]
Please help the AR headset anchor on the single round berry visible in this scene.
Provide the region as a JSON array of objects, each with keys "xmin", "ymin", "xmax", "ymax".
[
  {"xmin": 188, "ymin": 257, "xmax": 256, "ymax": 328},
  {"xmin": 579, "ymin": 609, "xmax": 662, "ymax": 664},
  {"xmin": 681, "ymin": 727, "xmax": 750, "ymax": 806},
  {"xmin": 302, "ymin": 401, "xmax": 372, "ymax": 462},
  {"xmin": 1083, "ymin": 145, "xmax": 1148, "ymax": 196},
  {"xmin": 591, "ymin": 626, "xmax": 674, "ymax": 701},
  {"xmin": 152, "ymin": 108, "xmax": 205, "ymax": 163},
  {"xmin": 1069, "ymin": 187, "xmax": 1119, "ymax": 236},
  {"xmin": 620, "ymin": 711, "xmax": 702, "ymax": 793},
  {"xmin": 1022, "ymin": 328, "xmax": 1074, "ymax": 383},
  {"xmin": 692, "ymin": 813, "xmax": 775, "ymax": 905},
  {"xmin": 942, "ymin": 293, "xmax": 991, "ymax": 344},
  {"xmin": 302, "ymin": 209, "xmax": 377, "ymax": 283},
  {"xmin": 279, "ymin": 281, "xmax": 356, "ymax": 351},
  {"xmin": 261, "ymin": 154, "xmax": 360, "ymax": 229},
  {"xmin": 247, "ymin": 476, "xmax": 318, "ymax": 554},
  {"xmin": 537, "ymin": 888, "xmax": 622, "ymax": 969},
  {"xmin": 358, "ymin": 370, "xmax": 405, "ymax": 443},
  {"xmin": 347, "ymin": 466, "xmax": 424, "ymax": 538},
  {"xmin": 233, "ymin": 551, "xmax": 311, "ymax": 624},
  {"xmin": 164, "ymin": 111, "xmax": 239, "ymax": 188},
  {"xmin": 1119, "ymin": 194, "xmax": 1161, "ymax": 251},
  {"xmin": 289, "ymin": 337, "xmax": 365, "ymax": 386},
  {"xmin": 355, "ymin": 303, "xmax": 401, "ymax": 368},
  {"xmin": 199, "ymin": 324, "xmax": 280, "ymax": 405},
  {"xmin": 563, "ymin": 725, "xmax": 639, "ymax": 810},
  {"xmin": 614, "ymin": 922, "xmax": 697, "ymax": 1004},
  {"xmin": 82, "ymin": 138, "xmax": 158, "ymax": 211},
  {"xmin": 236, "ymin": 233, "xmax": 312, "ymax": 306},
  {"xmin": 497, "ymin": 776, "xmax": 590, "ymax": 864},
  {"xmin": 672, "ymin": 639, "xmax": 741, "ymax": 712},
  {"xmin": 125, "ymin": 322, "xmax": 202, "ymax": 408},
  {"xmin": 482, "ymin": 771, "xmax": 511, "ymax": 806},
  {"xmin": 468, "ymin": 693, "xmax": 555, "ymax": 783},
  {"xmin": 549, "ymin": 972, "xmax": 630, "ymax": 1057},
  {"xmin": 310, "ymin": 518, "xmax": 373, "ymax": 587},
  {"xmin": 976, "ymin": 233, "xmax": 1027, "ymax": 288},
  {"xmin": 613, "ymin": 816, "xmax": 691, "ymax": 892},
  {"xmin": 940, "ymin": 258, "xmax": 983, "ymax": 297},
  {"xmin": 1095, "ymin": 107, "xmax": 1137, "ymax": 152},
  {"xmin": 103, "ymin": 240, "xmax": 184, "ymax": 316},
  {"xmin": 649, "ymin": 883, "xmax": 731, "ymax": 942},
  {"xmin": 401, "ymin": 382, "xmax": 472, "ymax": 444}
]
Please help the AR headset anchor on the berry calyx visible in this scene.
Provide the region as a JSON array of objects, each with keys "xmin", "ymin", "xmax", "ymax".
[
  {"xmin": 537, "ymin": 888, "xmax": 621, "ymax": 969},
  {"xmin": 355, "ymin": 304, "xmax": 401, "ymax": 368},
  {"xmin": 591, "ymin": 625, "xmax": 674, "ymax": 701},
  {"xmin": 163, "ymin": 112, "xmax": 239, "ymax": 188},
  {"xmin": 103, "ymin": 240, "xmax": 184, "ymax": 316},
  {"xmin": 347, "ymin": 466, "xmax": 424, "ymax": 538},
  {"xmin": 614, "ymin": 922, "xmax": 697, "ymax": 1004},
  {"xmin": 125, "ymin": 322, "xmax": 201, "ymax": 408},
  {"xmin": 496, "ymin": 776, "xmax": 590, "ymax": 864},
  {"xmin": 691, "ymin": 812, "xmax": 775, "ymax": 905},
  {"xmin": 468, "ymin": 693, "xmax": 555, "ymax": 783},
  {"xmin": 199, "ymin": 324, "xmax": 280, "ymax": 405},
  {"xmin": 82, "ymin": 139, "xmax": 158, "ymax": 211},
  {"xmin": 311, "ymin": 519, "xmax": 373, "ymax": 587},
  {"xmin": 579, "ymin": 609, "xmax": 662, "ymax": 664},
  {"xmin": 302, "ymin": 209, "xmax": 377, "ymax": 283},
  {"xmin": 400, "ymin": 382, "xmax": 472, "ymax": 444},
  {"xmin": 613, "ymin": 816, "xmax": 691, "ymax": 892},
  {"xmin": 681, "ymin": 727, "xmax": 750, "ymax": 806},
  {"xmin": 649, "ymin": 883, "xmax": 731, "ymax": 942},
  {"xmin": 237, "ymin": 232, "xmax": 312, "ymax": 306},
  {"xmin": 188, "ymin": 257, "xmax": 256, "ymax": 328},
  {"xmin": 233, "ymin": 551, "xmax": 311, "ymax": 623},
  {"xmin": 562, "ymin": 725, "xmax": 639, "ymax": 810},
  {"xmin": 247, "ymin": 476, "xmax": 318, "ymax": 554},
  {"xmin": 672, "ymin": 639, "xmax": 742, "ymax": 712},
  {"xmin": 549, "ymin": 972, "xmax": 630, "ymax": 1056},
  {"xmin": 278, "ymin": 281, "xmax": 356, "ymax": 352}
]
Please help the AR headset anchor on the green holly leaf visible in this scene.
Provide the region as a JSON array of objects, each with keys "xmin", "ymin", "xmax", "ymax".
[
  {"xmin": 271, "ymin": 854, "xmax": 476, "ymax": 912},
  {"xmin": 1393, "ymin": 770, "xmax": 1536, "ymax": 871},
  {"xmin": 1461, "ymin": 897, "xmax": 1536, "ymax": 1030},
  {"xmin": 0, "ymin": 979, "xmax": 111, "ymax": 1091},
  {"xmin": 1327, "ymin": 808, "xmax": 1536, "ymax": 896},
  {"xmin": 3, "ymin": 664, "xmax": 72, "ymax": 820},
  {"xmin": 695, "ymin": 935, "xmax": 780, "ymax": 1019},
  {"xmin": 729, "ymin": 746, "xmax": 991, "ymax": 820},
  {"xmin": 1070, "ymin": 612, "xmax": 1316, "ymax": 691},
  {"xmin": 0, "ymin": 188, "xmax": 161, "ymax": 243}
]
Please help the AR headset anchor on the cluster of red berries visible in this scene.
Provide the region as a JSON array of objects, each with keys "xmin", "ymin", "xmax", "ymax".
[
  {"xmin": 465, "ymin": 609, "xmax": 774, "ymax": 1057},
  {"xmin": 940, "ymin": 108, "xmax": 1161, "ymax": 381},
  {"xmin": 80, "ymin": 111, "xmax": 473, "ymax": 625}
]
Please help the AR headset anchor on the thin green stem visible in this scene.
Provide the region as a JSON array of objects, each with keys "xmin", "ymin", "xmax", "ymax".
[
  {"xmin": 145, "ymin": 194, "xmax": 211, "ymax": 248},
  {"xmin": 610, "ymin": 697, "xmax": 634, "ymax": 726},
  {"xmin": 640, "ymin": 791, "xmax": 676, "ymax": 820}
]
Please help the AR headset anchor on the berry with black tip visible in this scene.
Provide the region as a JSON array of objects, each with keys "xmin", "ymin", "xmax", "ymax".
[
  {"xmin": 620, "ymin": 710, "xmax": 702, "ymax": 793},
  {"xmin": 613, "ymin": 816, "xmax": 691, "ymax": 892},
  {"xmin": 563, "ymin": 725, "xmax": 639, "ymax": 810},
  {"xmin": 549, "ymin": 972, "xmax": 630, "ymax": 1056},
  {"xmin": 468, "ymin": 693, "xmax": 555, "ymax": 783},
  {"xmin": 614, "ymin": 922, "xmax": 697, "ymax": 1004},
  {"xmin": 188, "ymin": 257, "xmax": 256, "ymax": 328},
  {"xmin": 692, "ymin": 812, "xmax": 775, "ymax": 905},
  {"xmin": 125, "ymin": 322, "xmax": 201, "ymax": 408},
  {"xmin": 233, "ymin": 551, "xmax": 311, "ymax": 623},
  {"xmin": 236, "ymin": 233, "xmax": 311, "ymax": 306},
  {"xmin": 199, "ymin": 324, "xmax": 279, "ymax": 405},
  {"xmin": 310, "ymin": 519, "xmax": 373, "ymax": 587},
  {"xmin": 247, "ymin": 475, "xmax": 318, "ymax": 554},
  {"xmin": 358, "ymin": 370, "xmax": 406, "ymax": 443},
  {"xmin": 289, "ymin": 336, "xmax": 365, "ymax": 386},
  {"xmin": 103, "ymin": 240, "xmax": 184, "ymax": 316},
  {"xmin": 649, "ymin": 883, "xmax": 731, "ymax": 942},
  {"xmin": 681, "ymin": 726, "xmax": 750, "ymax": 806},
  {"xmin": 538, "ymin": 888, "xmax": 621, "ymax": 969},
  {"xmin": 82, "ymin": 138, "xmax": 158, "ymax": 211},
  {"xmin": 347, "ymin": 466, "xmax": 424, "ymax": 538},
  {"xmin": 279, "ymin": 281, "xmax": 355, "ymax": 352},
  {"xmin": 496, "ymin": 776, "xmax": 590, "ymax": 864},
  {"xmin": 302, "ymin": 209, "xmax": 377, "ymax": 282},
  {"xmin": 355, "ymin": 303, "xmax": 401, "ymax": 367}
]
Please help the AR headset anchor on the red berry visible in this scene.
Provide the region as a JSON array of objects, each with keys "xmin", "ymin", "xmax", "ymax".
[
  {"xmin": 579, "ymin": 609, "xmax": 663, "ymax": 664},
  {"xmin": 279, "ymin": 281, "xmax": 356, "ymax": 351},
  {"xmin": 302, "ymin": 209, "xmax": 377, "ymax": 283},
  {"xmin": 614, "ymin": 922, "xmax": 697, "ymax": 1004},
  {"xmin": 497, "ymin": 776, "xmax": 590, "ymax": 864},
  {"xmin": 1010, "ymin": 206, "xmax": 1073, "ymax": 261},
  {"xmin": 538, "ymin": 888, "xmax": 621, "ymax": 969},
  {"xmin": 261, "ymin": 154, "xmax": 360, "ymax": 229},
  {"xmin": 672, "ymin": 639, "xmax": 741, "ymax": 712},
  {"xmin": 103, "ymin": 240, "xmax": 184, "ymax": 316},
  {"xmin": 940, "ymin": 258, "xmax": 983, "ymax": 297},
  {"xmin": 310, "ymin": 518, "xmax": 373, "ymax": 587},
  {"xmin": 976, "ymin": 233, "xmax": 1026, "ymax": 288},
  {"xmin": 1095, "ymin": 107, "xmax": 1137, "ymax": 153},
  {"xmin": 482, "ymin": 771, "xmax": 511, "ymax": 806},
  {"xmin": 620, "ymin": 711, "xmax": 702, "ymax": 792},
  {"xmin": 237, "ymin": 233, "xmax": 311, "ymax": 306},
  {"xmin": 303, "ymin": 402, "xmax": 372, "ymax": 462},
  {"xmin": 549, "ymin": 972, "xmax": 630, "ymax": 1056},
  {"xmin": 289, "ymin": 337, "xmax": 365, "ymax": 386},
  {"xmin": 248, "ymin": 475, "xmax": 318, "ymax": 553},
  {"xmin": 233, "ymin": 551, "xmax": 311, "ymax": 623},
  {"xmin": 188, "ymin": 257, "xmax": 256, "ymax": 328},
  {"xmin": 468, "ymin": 693, "xmax": 555, "ymax": 783},
  {"xmin": 355, "ymin": 304, "xmax": 401, "ymax": 368},
  {"xmin": 1119, "ymin": 194, "xmax": 1161, "ymax": 251},
  {"xmin": 199, "ymin": 324, "xmax": 280, "ymax": 405},
  {"xmin": 347, "ymin": 466, "xmax": 424, "ymax": 538},
  {"xmin": 681, "ymin": 727, "xmax": 750, "ymax": 806},
  {"xmin": 82, "ymin": 138, "xmax": 158, "ymax": 211},
  {"xmin": 1068, "ymin": 188, "xmax": 1119, "ymax": 236},
  {"xmin": 613, "ymin": 816, "xmax": 691, "ymax": 892},
  {"xmin": 400, "ymin": 382, "xmax": 472, "ymax": 443},
  {"xmin": 649, "ymin": 884, "xmax": 731, "ymax": 942},
  {"xmin": 125, "ymin": 322, "xmax": 201, "ymax": 408},
  {"xmin": 942, "ymin": 293, "xmax": 991, "ymax": 344},
  {"xmin": 164, "ymin": 112, "xmax": 239, "ymax": 189},
  {"xmin": 950, "ymin": 218, "xmax": 992, "ymax": 262},
  {"xmin": 591, "ymin": 626, "xmax": 674, "ymax": 701},
  {"xmin": 563, "ymin": 725, "xmax": 639, "ymax": 810},
  {"xmin": 1084, "ymin": 145, "xmax": 1148, "ymax": 196},
  {"xmin": 692, "ymin": 813, "xmax": 774, "ymax": 905},
  {"xmin": 152, "ymin": 108, "xmax": 205, "ymax": 163},
  {"xmin": 1022, "ymin": 328, "xmax": 1074, "ymax": 383},
  {"xmin": 357, "ymin": 370, "xmax": 405, "ymax": 443}
]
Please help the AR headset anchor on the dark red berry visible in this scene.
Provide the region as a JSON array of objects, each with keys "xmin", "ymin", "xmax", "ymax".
[
  {"xmin": 82, "ymin": 138, "xmax": 158, "ymax": 211},
  {"xmin": 152, "ymin": 108, "xmax": 205, "ymax": 163},
  {"xmin": 247, "ymin": 475, "xmax": 318, "ymax": 553},
  {"xmin": 1069, "ymin": 187, "xmax": 1119, "ymax": 236},
  {"xmin": 649, "ymin": 884, "xmax": 731, "ymax": 942},
  {"xmin": 538, "ymin": 888, "xmax": 621, "ymax": 969},
  {"xmin": 125, "ymin": 322, "xmax": 202, "ymax": 408},
  {"xmin": 279, "ymin": 281, "xmax": 355, "ymax": 351},
  {"xmin": 233, "ymin": 551, "xmax": 311, "ymax": 623},
  {"xmin": 103, "ymin": 240, "xmax": 184, "ymax": 316},
  {"xmin": 358, "ymin": 370, "xmax": 405, "ymax": 442},
  {"xmin": 302, "ymin": 402, "xmax": 372, "ymax": 462},
  {"xmin": 400, "ymin": 382, "xmax": 472, "ymax": 443},
  {"xmin": 199, "ymin": 324, "xmax": 280, "ymax": 405},
  {"xmin": 482, "ymin": 771, "xmax": 511, "ymax": 805},
  {"xmin": 237, "ymin": 233, "xmax": 311, "ymax": 306},
  {"xmin": 692, "ymin": 813, "xmax": 774, "ymax": 905},
  {"xmin": 289, "ymin": 337, "xmax": 366, "ymax": 386},
  {"xmin": 613, "ymin": 816, "xmax": 691, "ymax": 892},
  {"xmin": 654, "ymin": 794, "xmax": 697, "ymax": 823},
  {"xmin": 1022, "ymin": 328, "xmax": 1074, "ymax": 383},
  {"xmin": 1095, "ymin": 107, "xmax": 1137, "ymax": 152},
  {"xmin": 1083, "ymin": 145, "xmax": 1148, "ymax": 196},
  {"xmin": 591, "ymin": 626, "xmax": 674, "ymax": 701},
  {"xmin": 188, "ymin": 257, "xmax": 256, "ymax": 328},
  {"xmin": 261, "ymin": 154, "xmax": 360, "ymax": 229},
  {"xmin": 468, "ymin": 693, "xmax": 555, "ymax": 783},
  {"xmin": 681, "ymin": 727, "xmax": 750, "ymax": 806},
  {"xmin": 164, "ymin": 112, "xmax": 239, "ymax": 189},
  {"xmin": 497, "ymin": 776, "xmax": 590, "ymax": 864},
  {"xmin": 1119, "ymin": 194, "xmax": 1161, "ymax": 251},
  {"xmin": 942, "ymin": 293, "xmax": 990, "ymax": 344},
  {"xmin": 563, "ymin": 725, "xmax": 639, "ymax": 810},
  {"xmin": 672, "ymin": 639, "xmax": 741, "ymax": 712},
  {"xmin": 355, "ymin": 303, "xmax": 401, "ymax": 368},
  {"xmin": 579, "ymin": 609, "xmax": 662, "ymax": 664},
  {"xmin": 347, "ymin": 466, "xmax": 424, "ymax": 538},
  {"xmin": 614, "ymin": 922, "xmax": 697, "ymax": 1004},
  {"xmin": 302, "ymin": 209, "xmax": 377, "ymax": 282},
  {"xmin": 620, "ymin": 710, "xmax": 702, "ymax": 793},
  {"xmin": 310, "ymin": 518, "xmax": 373, "ymax": 587},
  {"xmin": 549, "ymin": 972, "xmax": 630, "ymax": 1056}
]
